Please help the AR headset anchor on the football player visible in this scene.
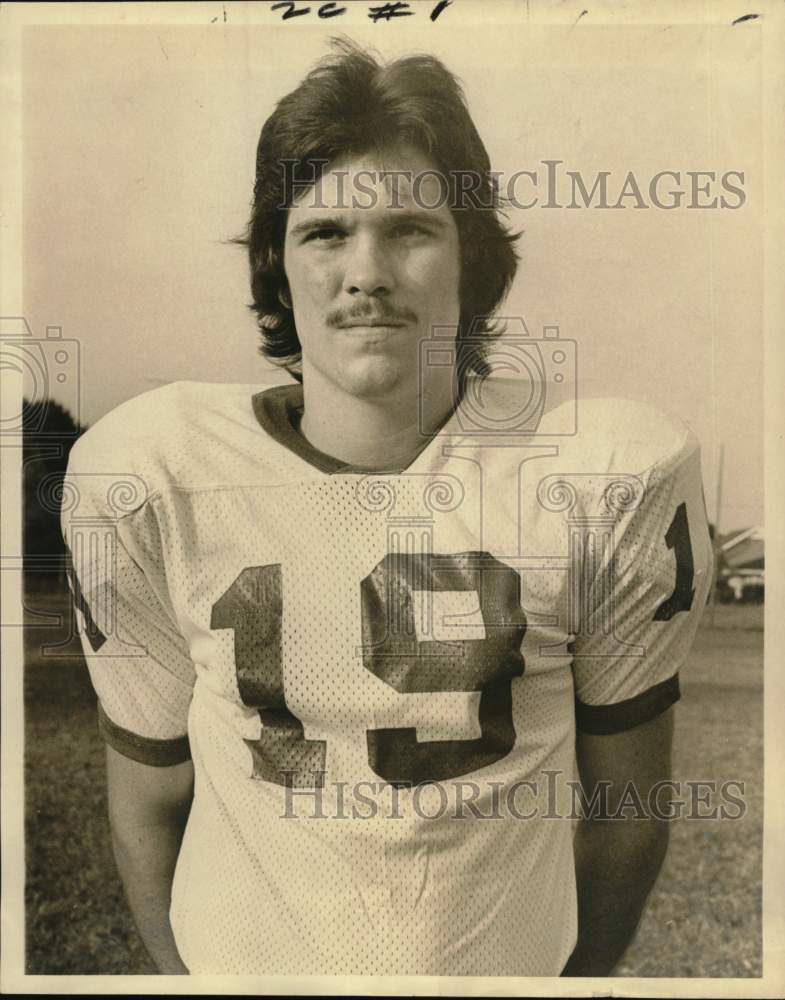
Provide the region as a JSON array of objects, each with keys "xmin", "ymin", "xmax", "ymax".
[{"xmin": 61, "ymin": 41, "xmax": 712, "ymax": 977}]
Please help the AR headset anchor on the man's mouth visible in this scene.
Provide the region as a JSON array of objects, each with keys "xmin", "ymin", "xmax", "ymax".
[
  {"xmin": 330, "ymin": 305, "xmax": 417, "ymax": 331},
  {"xmin": 336, "ymin": 317, "xmax": 409, "ymax": 329}
]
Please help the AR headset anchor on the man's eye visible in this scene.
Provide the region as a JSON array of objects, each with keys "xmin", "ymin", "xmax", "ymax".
[
  {"xmin": 391, "ymin": 222, "xmax": 427, "ymax": 238},
  {"xmin": 305, "ymin": 227, "xmax": 344, "ymax": 242}
]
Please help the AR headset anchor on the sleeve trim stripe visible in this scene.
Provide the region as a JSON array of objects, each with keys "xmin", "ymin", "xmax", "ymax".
[
  {"xmin": 97, "ymin": 704, "xmax": 192, "ymax": 767},
  {"xmin": 575, "ymin": 674, "xmax": 680, "ymax": 735}
]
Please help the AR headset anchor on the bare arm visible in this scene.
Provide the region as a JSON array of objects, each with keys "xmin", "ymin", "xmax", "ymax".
[
  {"xmin": 106, "ymin": 746, "xmax": 194, "ymax": 974},
  {"xmin": 561, "ymin": 708, "xmax": 674, "ymax": 977}
]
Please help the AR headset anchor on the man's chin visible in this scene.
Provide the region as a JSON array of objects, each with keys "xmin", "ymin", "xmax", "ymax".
[{"xmin": 338, "ymin": 359, "xmax": 408, "ymax": 400}]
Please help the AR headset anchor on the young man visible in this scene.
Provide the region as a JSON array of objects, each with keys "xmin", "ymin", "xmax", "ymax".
[{"xmin": 62, "ymin": 42, "xmax": 712, "ymax": 977}]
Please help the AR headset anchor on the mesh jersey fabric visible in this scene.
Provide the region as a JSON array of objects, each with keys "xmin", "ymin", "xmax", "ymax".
[{"xmin": 61, "ymin": 377, "xmax": 712, "ymax": 976}]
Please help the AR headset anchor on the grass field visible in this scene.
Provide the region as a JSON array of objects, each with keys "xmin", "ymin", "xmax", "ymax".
[{"xmin": 22, "ymin": 585, "xmax": 763, "ymax": 977}]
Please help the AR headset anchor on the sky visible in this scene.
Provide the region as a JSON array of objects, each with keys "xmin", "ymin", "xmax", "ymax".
[{"xmin": 20, "ymin": 17, "xmax": 763, "ymax": 532}]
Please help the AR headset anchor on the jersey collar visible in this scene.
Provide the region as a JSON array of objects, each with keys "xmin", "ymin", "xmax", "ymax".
[{"xmin": 252, "ymin": 383, "xmax": 448, "ymax": 476}]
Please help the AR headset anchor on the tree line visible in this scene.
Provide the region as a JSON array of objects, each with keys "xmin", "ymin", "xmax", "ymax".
[{"xmin": 23, "ymin": 398, "xmax": 85, "ymax": 582}]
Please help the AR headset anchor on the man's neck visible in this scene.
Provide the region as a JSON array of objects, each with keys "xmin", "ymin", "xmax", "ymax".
[{"xmin": 299, "ymin": 370, "xmax": 457, "ymax": 471}]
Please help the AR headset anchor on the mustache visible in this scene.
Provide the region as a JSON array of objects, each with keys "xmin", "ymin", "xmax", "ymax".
[{"xmin": 327, "ymin": 304, "xmax": 418, "ymax": 327}]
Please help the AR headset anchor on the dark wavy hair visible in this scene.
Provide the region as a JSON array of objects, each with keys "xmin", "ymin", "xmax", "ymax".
[{"xmin": 235, "ymin": 38, "xmax": 519, "ymax": 381}]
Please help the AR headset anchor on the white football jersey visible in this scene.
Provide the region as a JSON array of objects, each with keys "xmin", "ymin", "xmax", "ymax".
[{"xmin": 61, "ymin": 378, "xmax": 712, "ymax": 976}]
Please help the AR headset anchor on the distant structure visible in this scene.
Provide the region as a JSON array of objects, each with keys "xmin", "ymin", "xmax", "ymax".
[{"xmin": 716, "ymin": 526, "xmax": 764, "ymax": 603}]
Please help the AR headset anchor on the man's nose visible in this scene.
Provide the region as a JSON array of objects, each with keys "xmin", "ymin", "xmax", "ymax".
[{"xmin": 343, "ymin": 233, "xmax": 393, "ymax": 297}]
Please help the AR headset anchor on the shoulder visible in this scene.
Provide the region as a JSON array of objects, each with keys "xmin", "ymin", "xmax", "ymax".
[
  {"xmin": 572, "ymin": 396, "xmax": 697, "ymax": 475},
  {"xmin": 65, "ymin": 380, "xmax": 282, "ymax": 510},
  {"xmin": 552, "ymin": 397, "xmax": 704, "ymax": 525},
  {"xmin": 68, "ymin": 382, "xmax": 187, "ymax": 469},
  {"xmin": 460, "ymin": 376, "xmax": 699, "ymax": 474}
]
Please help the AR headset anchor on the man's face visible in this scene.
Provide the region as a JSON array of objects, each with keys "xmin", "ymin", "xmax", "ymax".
[{"xmin": 283, "ymin": 146, "xmax": 461, "ymax": 403}]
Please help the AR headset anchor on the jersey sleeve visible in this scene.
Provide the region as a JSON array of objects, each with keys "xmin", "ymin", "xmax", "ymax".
[
  {"xmin": 61, "ymin": 445, "xmax": 196, "ymax": 766},
  {"xmin": 571, "ymin": 428, "xmax": 713, "ymax": 734}
]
